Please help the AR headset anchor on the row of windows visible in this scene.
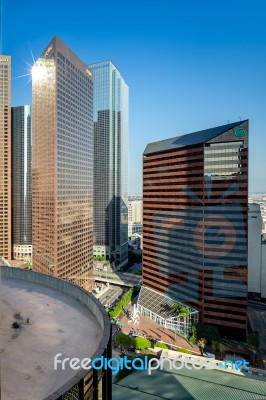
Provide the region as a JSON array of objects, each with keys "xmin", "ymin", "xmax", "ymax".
[
  {"xmin": 206, "ymin": 141, "xmax": 243, "ymax": 147},
  {"xmin": 205, "ymin": 156, "xmax": 245, "ymax": 162},
  {"xmin": 204, "ymin": 163, "xmax": 245, "ymax": 169}
]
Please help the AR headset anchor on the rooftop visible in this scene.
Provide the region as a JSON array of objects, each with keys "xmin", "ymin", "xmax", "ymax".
[
  {"xmin": 0, "ymin": 267, "xmax": 110, "ymax": 400},
  {"xmin": 137, "ymin": 286, "xmax": 197, "ymax": 319},
  {"xmin": 144, "ymin": 120, "xmax": 248, "ymax": 155},
  {"xmin": 113, "ymin": 364, "xmax": 266, "ymax": 400}
]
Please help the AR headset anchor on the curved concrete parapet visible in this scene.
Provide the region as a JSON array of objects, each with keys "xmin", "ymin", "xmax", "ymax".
[{"xmin": 0, "ymin": 266, "xmax": 112, "ymax": 400}]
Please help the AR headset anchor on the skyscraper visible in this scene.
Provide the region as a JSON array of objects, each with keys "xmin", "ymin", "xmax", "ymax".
[
  {"xmin": 128, "ymin": 198, "xmax": 143, "ymax": 238},
  {"xmin": 11, "ymin": 106, "xmax": 32, "ymax": 260},
  {"xmin": 141, "ymin": 121, "xmax": 248, "ymax": 340},
  {"xmin": 0, "ymin": 55, "xmax": 11, "ymax": 260},
  {"xmin": 248, "ymin": 203, "xmax": 266, "ymax": 298},
  {"xmin": 88, "ymin": 61, "xmax": 128, "ymax": 267},
  {"xmin": 128, "ymin": 199, "xmax": 142, "ymax": 224},
  {"xmin": 32, "ymin": 37, "xmax": 94, "ymax": 287}
]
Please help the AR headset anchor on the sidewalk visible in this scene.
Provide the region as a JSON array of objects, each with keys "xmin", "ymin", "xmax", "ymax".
[{"xmin": 119, "ymin": 306, "xmax": 197, "ymax": 351}]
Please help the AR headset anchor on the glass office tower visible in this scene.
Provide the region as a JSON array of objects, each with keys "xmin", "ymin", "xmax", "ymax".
[
  {"xmin": 88, "ymin": 61, "xmax": 128, "ymax": 267},
  {"xmin": 0, "ymin": 55, "xmax": 11, "ymax": 260},
  {"xmin": 11, "ymin": 106, "xmax": 32, "ymax": 260},
  {"xmin": 142, "ymin": 121, "xmax": 248, "ymax": 340},
  {"xmin": 32, "ymin": 37, "xmax": 94, "ymax": 287}
]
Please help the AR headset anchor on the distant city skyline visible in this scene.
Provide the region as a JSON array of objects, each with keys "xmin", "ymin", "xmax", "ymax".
[{"xmin": 2, "ymin": 0, "xmax": 266, "ymax": 194}]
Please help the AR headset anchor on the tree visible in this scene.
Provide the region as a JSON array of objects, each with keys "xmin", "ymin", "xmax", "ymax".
[
  {"xmin": 154, "ymin": 342, "xmax": 168, "ymax": 349},
  {"xmin": 217, "ymin": 343, "xmax": 227, "ymax": 359},
  {"xmin": 132, "ymin": 337, "xmax": 151, "ymax": 350},
  {"xmin": 169, "ymin": 303, "xmax": 191, "ymax": 319},
  {"xmin": 115, "ymin": 333, "xmax": 132, "ymax": 349},
  {"xmin": 248, "ymin": 331, "xmax": 260, "ymax": 365},
  {"xmin": 177, "ymin": 347, "xmax": 192, "ymax": 354},
  {"xmin": 189, "ymin": 323, "xmax": 219, "ymax": 345},
  {"xmin": 198, "ymin": 338, "xmax": 206, "ymax": 355},
  {"xmin": 211, "ymin": 340, "xmax": 219, "ymax": 353},
  {"xmin": 93, "ymin": 255, "xmax": 107, "ymax": 262},
  {"xmin": 109, "ymin": 287, "xmax": 134, "ymax": 318},
  {"xmin": 248, "ymin": 331, "xmax": 260, "ymax": 350}
]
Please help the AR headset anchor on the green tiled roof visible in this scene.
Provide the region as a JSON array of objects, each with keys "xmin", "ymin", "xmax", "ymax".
[
  {"xmin": 113, "ymin": 384, "xmax": 162, "ymax": 400},
  {"xmin": 113, "ymin": 364, "xmax": 266, "ymax": 400}
]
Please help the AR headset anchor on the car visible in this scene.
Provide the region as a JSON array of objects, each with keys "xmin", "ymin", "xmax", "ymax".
[{"xmin": 204, "ymin": 352, "xmax": 215, "ymax": 359}]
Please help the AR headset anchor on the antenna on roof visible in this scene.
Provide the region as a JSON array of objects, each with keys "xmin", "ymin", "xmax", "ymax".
[
  {"xmin": 227, "ymin": 120, "xmax": 229, "ymax": 124},
  {"xmin": 239, "ymin": 117, "xmax": 241, "ymax": 121}
]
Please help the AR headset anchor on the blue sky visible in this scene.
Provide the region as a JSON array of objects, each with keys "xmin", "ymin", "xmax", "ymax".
[{"xmin": 2, "ymin": 0, "xmax": 266, "ymax": 194}]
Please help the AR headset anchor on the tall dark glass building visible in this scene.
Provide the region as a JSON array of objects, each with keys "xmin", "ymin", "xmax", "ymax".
[
  {"xmin": 88, "ymin": 61, "xmax": 128, "ymax": 267},
  {"xmin": 11, "ymin": 105, "xmax": 32, "ymax": 260},
  {"xmin": 142, "ymin": 121, "xmax": 248, "ymax": 340},
  {"xmin": 32, "ymin": 37, "xmax": 94, "ymax": 288}
]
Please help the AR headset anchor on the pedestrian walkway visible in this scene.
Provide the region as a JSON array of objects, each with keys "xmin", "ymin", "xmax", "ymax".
[{"xmin": 119, "ymin": 305, "xmax": 197, "ymax": 351}]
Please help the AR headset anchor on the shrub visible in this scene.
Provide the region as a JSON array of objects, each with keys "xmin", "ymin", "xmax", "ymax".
[
  {"xmin": 154, "ymin": 342, "xmax": 169, "ymax": 349},
  {"xmin": 93, "ymin": 256, "xmax": 106, "ymax": 261},
  {"xmin": 132, "ymin": 337, "xmax": 151, "ymax": 350},
  {"xmin": 109, "ymin": 304, "xmax": 122, "ymax": 319},
  {"xmin": 177, "ymin": 347, "xmax": 192, "ymax": 354},
  {"xmin": 141, "ymin": 349, "xmax": 158, "ymax": 356},
  {"xmin": 189, "ymin": 323, "xmax": 219, "ymax": 345},
  {"xmin": 108, "ymin": 286, "xmax": 139, "ymax": 318},
  {"xmin": 109, "ymin": 287, "xmax": 134, "ymax": 318},
  {"xmin": 248, "ymin": 332, "xmax": 260, "ymax": 349},
  {"xmin": 115, "ymin": 333, "xmax": 132, "ymax": 348}
]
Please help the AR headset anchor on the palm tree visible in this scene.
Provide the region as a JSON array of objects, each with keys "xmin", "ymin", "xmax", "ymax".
[
  {"xmin": 217, "ymin": 343, "xmax": 227, "ymax": 359},
  {"xmin": 169, "ymin": 303, "xmax": 190, "ymax": 319},
  {"xmin": 248, "ymin": 331, "xmax": 260, "ymax": 366},
  {"xmin": 211, "ymin": 340, "xmax": 219, "ymax": 354},
  {"xmin": 169, "ymin": 303, "xmax": 191, "ymax": 339}
]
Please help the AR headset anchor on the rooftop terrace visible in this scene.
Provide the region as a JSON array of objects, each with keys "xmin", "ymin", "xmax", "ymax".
[{"xmin": 0, "ymin": 267, "xmax": 110, "ymax": 400}]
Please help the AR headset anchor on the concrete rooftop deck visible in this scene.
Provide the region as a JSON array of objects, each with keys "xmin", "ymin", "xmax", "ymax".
[{"xmin": 0, "ymin": 274, "xmax": 103, "ymax": 400}]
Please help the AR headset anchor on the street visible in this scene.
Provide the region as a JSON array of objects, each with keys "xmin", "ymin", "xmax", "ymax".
[{"xmin": 248, "ymin": 302, "xmax": 266, "ymax": 349}]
